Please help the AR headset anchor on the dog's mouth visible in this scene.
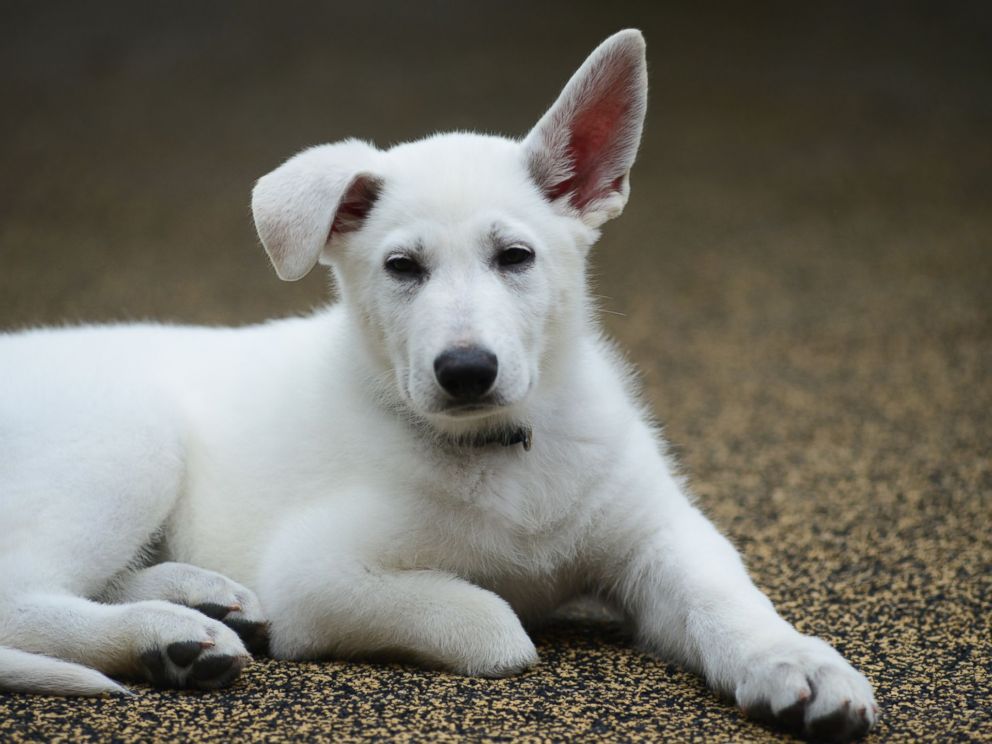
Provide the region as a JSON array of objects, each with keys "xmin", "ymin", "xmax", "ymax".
[
  {"xmin": 429, "ymin": 391, "xmax": 512, "ymax": 419},
  {"xmin": 438, "ymin": 401, "xmax": 501, "ymax": 418}
]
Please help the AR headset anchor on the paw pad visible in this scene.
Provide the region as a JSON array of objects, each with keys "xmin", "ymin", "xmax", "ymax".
[
  {"xmin": 166, "ymin": 640, "xmax": 210, "ymax": 667},
  {"xmin": 193, "ymin": 603, "xmax": 239, "ymax": 621}
]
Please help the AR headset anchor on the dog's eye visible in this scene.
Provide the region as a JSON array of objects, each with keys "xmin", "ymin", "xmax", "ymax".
[
  {"xmin": 385, "ymin": 255, "xmax": 424, "ymax": 279},
  {"xmin": 496, "ymin": 245, "xmax": 534, "ymax": 270}
]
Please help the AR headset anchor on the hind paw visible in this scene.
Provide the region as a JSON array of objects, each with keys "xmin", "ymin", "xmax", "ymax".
[
  {"xmin": 107, "ymin": 562, "xmax": 270, "ymax": 656},
  {"xmin": 123, "ymin": 601, "xmax": 250, "ymax": 689}
]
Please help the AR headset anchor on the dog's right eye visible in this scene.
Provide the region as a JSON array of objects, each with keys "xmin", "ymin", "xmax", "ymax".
[{"xmin": 385, "ymin": 255, "xmax": 425, "ymax": 279}]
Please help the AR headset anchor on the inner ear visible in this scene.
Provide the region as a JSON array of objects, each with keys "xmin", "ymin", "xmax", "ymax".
[
  {"xmin": 331, "ymin": 174, "xmax": 383, "ymax": 239},
  {"xmin": 547, "ymin": 80, "xmax": 633, "ymax": 211},
  {"xmin": 524, "ymin": 30, "xmax": 647, "ymax": 225},
  {"xmin": 543, "ymin": 81, "xmax": 638, "ymax": 209}
]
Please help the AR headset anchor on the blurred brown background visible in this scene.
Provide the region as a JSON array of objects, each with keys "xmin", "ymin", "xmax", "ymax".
[{"xmin": 1, "ymin": 2, "xmax": 989, "ymax": 741}]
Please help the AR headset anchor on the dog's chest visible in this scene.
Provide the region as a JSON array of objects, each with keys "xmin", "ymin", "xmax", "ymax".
[{"xmin": 397, "ymin": 444, "xmax": 604, "ymax": 580}]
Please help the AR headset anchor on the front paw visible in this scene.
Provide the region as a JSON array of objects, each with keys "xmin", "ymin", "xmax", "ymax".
[
  {"xmin": 735, "ymin": 636, "xmax": 878, "ymax": 742},
  {"xmin": 439, "ymin": 595, "xmax": 539, "ymax": 677},
  {"xmin": 445, "ymin": 615, "xmax": 540, "ymax": 678}
]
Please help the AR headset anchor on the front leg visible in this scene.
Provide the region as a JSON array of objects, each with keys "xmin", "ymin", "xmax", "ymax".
[
  {"xmin": 255, "ymin": 506, "xmax": 539, "ymax": 676},
  {"xmin": 601, "ymin": 459, "xmax": 878, "ymax": 741}
]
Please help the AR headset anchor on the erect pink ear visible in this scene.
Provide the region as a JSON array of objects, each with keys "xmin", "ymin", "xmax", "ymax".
[
  {"xmin": 523, "ymin": 29, "xmax": 647, "ymax": 228},
  {"xmin": 252, "ymin": 140, "xmax": 383, "ymax": 281}
]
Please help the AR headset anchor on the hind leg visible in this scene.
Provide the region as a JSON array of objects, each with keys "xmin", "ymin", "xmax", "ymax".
[
  {"xmin": 0, "ymin": 593, "xmax": 249, "ymax": 689},
  {"xmin": 102, "ymin": 562, "xmax": 270, "ymax": 654},
  {"xmin": 0, "ymin": 394, "xmax": 250, "ymax": 690},
  {"xmin": 0, "ymin": 392, "xmax": 187, "ymax": 599}
]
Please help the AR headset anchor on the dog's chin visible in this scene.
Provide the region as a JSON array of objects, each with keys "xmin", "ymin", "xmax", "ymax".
[
  {"xmin": 436, "ymin": 402, "xmax": 503, "ymax": 420},
  {"xmin": 425, "ymin": 402, "xmax": 509, "ymax": 433},
  {"xmin": 410, "ymin": 395, "xmax": 521, "ymax": 440}
]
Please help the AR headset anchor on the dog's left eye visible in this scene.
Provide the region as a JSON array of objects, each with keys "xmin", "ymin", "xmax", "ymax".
[
  {"xmin": 385, "ymin": 255, "xmax": 425, "ymax": 279},
  {"xmin": 496, "ymin": 245, "xmax": 534, "ymax": 269}
]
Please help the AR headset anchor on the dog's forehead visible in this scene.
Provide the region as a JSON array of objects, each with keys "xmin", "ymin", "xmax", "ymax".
[{"xmin": 378, "ymin": 133, "xmax": 540, "ymax": 219}]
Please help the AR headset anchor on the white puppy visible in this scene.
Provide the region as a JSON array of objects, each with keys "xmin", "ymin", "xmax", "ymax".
[{"xmin": 0, "ymin": 30, "xmax": 877, "ymax": 741}]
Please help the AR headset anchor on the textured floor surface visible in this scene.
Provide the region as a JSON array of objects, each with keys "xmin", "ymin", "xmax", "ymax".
[{"xmin": 1, "ymin": 2, "xmax": 990, "ymax": 741}]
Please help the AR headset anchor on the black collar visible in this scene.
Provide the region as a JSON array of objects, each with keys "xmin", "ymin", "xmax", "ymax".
[
  {"xmin": 436, "ymin": 423, "xmax": 533, "ymax": 452},
  {"xmin": 467, "ymin": 425, "xmax": 533, "ymax": 451}
]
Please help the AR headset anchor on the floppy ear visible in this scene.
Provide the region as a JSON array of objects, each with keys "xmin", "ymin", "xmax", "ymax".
[
  {"xmin": 251, "ymin": 139, "xmax": 383, "ymax": 281},
  {"xmin": 523, "ymin": 29, "xmax": 647, "ymax": 228}
]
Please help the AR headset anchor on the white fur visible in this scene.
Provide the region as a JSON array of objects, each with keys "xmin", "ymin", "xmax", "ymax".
[{"xmin": 0, "ymin": 30, "xmax": 876, "ymax": 739}]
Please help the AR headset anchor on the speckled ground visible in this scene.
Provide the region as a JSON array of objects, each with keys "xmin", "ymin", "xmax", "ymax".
[{"xmin": 1, "ymin": 2, "xmax": 989, "ymax": 742}]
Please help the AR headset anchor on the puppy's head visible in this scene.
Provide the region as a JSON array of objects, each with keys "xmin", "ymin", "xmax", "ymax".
[{"xmin": 252, "ymin": 30, "xmax": 647, "ymax": 438}]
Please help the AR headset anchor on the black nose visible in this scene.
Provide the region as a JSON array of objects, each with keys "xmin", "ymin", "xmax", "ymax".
[{"xmin": 434, "ymin": 346, "xmax": 499, "ymax": 401}]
